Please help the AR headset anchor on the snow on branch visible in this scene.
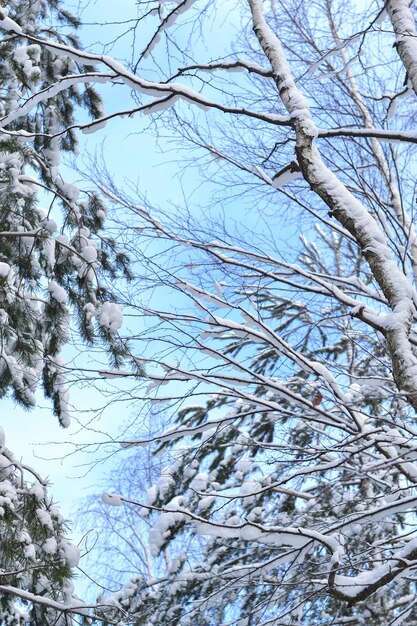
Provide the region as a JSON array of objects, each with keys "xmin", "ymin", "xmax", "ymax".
[
  {"xmin": 386, "ymin": 0, "xmax": 417, "ymax": 98},
  {"xmin": 318, "ymin": 126, "xmax": 417, "ymax": 145},
  {"xmin": 248, "ymin": 0, "xmax": 417, "ymax": 411},
  {"xmin": 0, "ymin": 29, "xmax": 292, "ymax": 129},
  {"xmin": 175, "ymin": 59, "xmax": 273, "ymax": 77}
]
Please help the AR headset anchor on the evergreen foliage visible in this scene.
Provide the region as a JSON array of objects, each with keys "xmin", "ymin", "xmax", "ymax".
[
  {"xmin": 0, "ymin": 0, "xmax": 129, "ymax": 426},
  {"xmin": 0, "ymin": 427, "xmax": 83, "ymax": 625},
  {"xmin": 0, "ymin": 2, "xmax": 129, "ymax": 623}
]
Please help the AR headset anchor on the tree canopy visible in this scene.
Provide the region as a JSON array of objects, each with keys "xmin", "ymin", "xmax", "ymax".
[{"xmin": 2, "ymin": 0, "xmax": 417, "ymax": 625}]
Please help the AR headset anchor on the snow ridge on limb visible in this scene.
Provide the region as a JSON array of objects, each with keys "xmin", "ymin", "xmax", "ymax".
[
  {"xmin": 385, "ymin": 0, "xmax": 417, "ymax": 98},
  {"xmin": 0, "ymin": 25, "xmax": 291, "ymax": 129},
  {"xmin": 317, "ymin": 126, "xmax": 417, "ymax": 144}
]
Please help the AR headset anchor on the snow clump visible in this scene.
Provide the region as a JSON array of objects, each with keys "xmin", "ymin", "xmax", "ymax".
[
  {"xmin": 48, "ymin": 280, "xmax": 67, "ymax": 304},
  {"xmin": 0, "ymin": 262, "xmax": 10, "ymax": 277},
  {"xmin": 99, "ymin": 302, "xmax": 124, "ymax": 333},
  {"xmin": 101, "ymin": 492, "xmax": 123, "ymax": 506}
]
